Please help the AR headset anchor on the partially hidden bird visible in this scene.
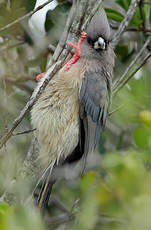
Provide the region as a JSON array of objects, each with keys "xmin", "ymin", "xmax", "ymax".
[{"xmin": 31, "ymin": 8, "xmax": 115, "ymax": 210}]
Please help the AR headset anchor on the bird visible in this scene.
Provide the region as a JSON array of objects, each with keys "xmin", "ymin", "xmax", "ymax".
[{"xmin": 31, "ymin": 7, "xmax": 115, "ymax": 210}]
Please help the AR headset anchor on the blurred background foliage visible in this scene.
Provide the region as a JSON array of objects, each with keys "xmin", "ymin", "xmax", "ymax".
[{"xmin": 0, "ymin": 0, "xmax": 151, "ymax": 229}]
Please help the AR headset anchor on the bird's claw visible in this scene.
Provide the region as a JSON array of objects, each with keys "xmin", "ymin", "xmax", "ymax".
[
  {"xmin": 36, "ymin": 72, "xmax": 45, "ymax": 81},
  {"xmin": 35, "ymin": 32, "xmax": 87, "ymax": 80},
  {"xmin": 64, "ymin": 31, "xmax": 87, "ymax": 71}
]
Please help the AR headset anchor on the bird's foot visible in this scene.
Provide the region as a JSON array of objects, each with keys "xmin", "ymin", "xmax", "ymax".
[
  {"xmin": 36, "ymin": 72, "xmax": 45, "ymax": 81},
  {"xmin": 64, "ymin": 32, "xmax": 87, "ymax": 71},
  {"xmin": 35, "ymin": 32, "xmax": 87, "ymax": 80}
]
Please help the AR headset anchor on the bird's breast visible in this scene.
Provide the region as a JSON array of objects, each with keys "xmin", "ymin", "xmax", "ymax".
[{"xmin": 31, "ymin": 62, "xmax": 84, "ymax": 168}]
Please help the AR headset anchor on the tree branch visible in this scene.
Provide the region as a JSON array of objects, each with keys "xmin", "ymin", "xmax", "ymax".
[
  {"xmin": 81, "ymin": 0, "xmax": 103, "ymax": 31},
  {"xmin": 126, "ymin": 27, "xmax": 151, "ymax": 32},
  {"xmin": 111, "ymin": 0, "xmax": 138, "ymax": 48},
  {"xmin": 114, "ymin": 51, "xmax": 151, "ymax": 95},
  {"xmin": 139, "ymin": 0, "xmax": 146, "ymax": 32},
  {"xmin": 12, "ymin": 129, "xmax": 36, "ymax": 136},
  {"xmin": 50, "ymin": 196, "xmax": 71, "ymax": 215},
  {"xmin": 113, "ymin": 35, "xmax": 151, "ymax": 95},
  {"xmin": 0, "ymin": 40, "xmax": 25, "ymax": 54},
  {"xmin": 110, "ymin": 23, "xmax": 151, "ymax": 33},
  {"xmin": 0, "ymin": 0, "xmax": 53, "ymax": 33},
  {"xmin": 0, "ymin": 60, "xmax": 62, "ymax": 149},
  {"xmin": 47, "ymin": 0, "xmax": 77, "ymax": 68},
  {"xmin": 143, "ymin": 1, "xmax": 151, "ymax": 5}
]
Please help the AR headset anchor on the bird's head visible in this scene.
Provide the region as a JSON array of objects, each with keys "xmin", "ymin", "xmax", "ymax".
[
  {"xmin": 64, "ymin": 8, "xmax": 114, "ymax": 72},
  {"xmin": 85, "ymin": 8, "xmax": 111, "ymax": 53}
]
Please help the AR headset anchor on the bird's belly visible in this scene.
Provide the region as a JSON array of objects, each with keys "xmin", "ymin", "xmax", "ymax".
[{"xmin": 31, "ymin": 76, "xmax": 80, "ymax": 168}]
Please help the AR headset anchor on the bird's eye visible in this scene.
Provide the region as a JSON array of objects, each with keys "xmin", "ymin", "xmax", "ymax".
[{"xmin": 94, "ymin": 37, "xmax": 106, "ymax": 50}]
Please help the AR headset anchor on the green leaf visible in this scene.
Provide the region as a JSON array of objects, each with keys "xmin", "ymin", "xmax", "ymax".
[
  {"xmin": 105, "ymin": 8, "xmax": 124, "ymax": 22},
  {"xmin": 0, "ymin": 203, "xmax": 11, "ymax": 217},
  {"xmin": 133, "ymin": 126, "xmax": 151, "ymax": 149},
  {"xmin": 116, "ymin": 0, "xmax": 131, "ymax": 11},
  {"xmin": 130, "ymin": 8, "xmax": 142, "ymax": 27},
  {"xmin": 0, "ymin": 203, "xmax": 14, "ymax": 230},
  {"xmin": 115, "ymin": 0, "xmax": 145, "ymax": 27}
]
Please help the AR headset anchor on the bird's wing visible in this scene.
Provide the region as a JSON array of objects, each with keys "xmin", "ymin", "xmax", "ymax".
[{"xmin": 79, "ymin": 68, "xmax": 111, "ymax": 157}]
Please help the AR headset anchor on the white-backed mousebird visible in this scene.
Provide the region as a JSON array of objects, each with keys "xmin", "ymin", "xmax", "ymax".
[{"xmin": 31, "ymin": 8, "xmax": 115, "ymax": 210}]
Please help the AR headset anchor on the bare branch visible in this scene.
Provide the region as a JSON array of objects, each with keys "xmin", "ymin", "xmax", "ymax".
[
  {"xmin": 0, "ymin": 40, "xmax": 25, "ymax": 54},
  {"xmin": 46, "ymin": 214, "xmax": 72, "ymax": 226},
  {"xmin": 114, "ymin": 51, "xmax": 151, "ymax": 95},
  {"xmin": 2, "ymin": 75, "xmax": 34, "ymax": 83},
  {"xmin": 50, "ymin": 0, "xmax": 77, "ymax": 65},
  {"xmin": 12, "ymin": 129, "xmax": 36, "ymax": 136},
  {"xmin": 109, "ymin": 105, "xmax": 124, "ymax": 116},
  {"xmin": 0, "ymin": 0, "xmax": 53, "ymax": 33},
  {"xmin": 110, "ymin": 23, "xmax": 151, "ymax": 33},
  {"xmin": 126, "ymin": 27, "xmax": 151, "ymax": 33},
  {"xmin": 113, "ymin": 35, "xmax": 151, "ymax": 95},
  {"xmin": 139, "ymin": 0, "xmax": 146, "ymax": 32},
  {"xmin": 51, "ymin": 196, "xmax": 71, "ymax": 215},
  {"xmin": 111, "ymin": 0, "xmax": 138, "ymax": 48},
  {"xmin": 0, "ymin": 60, "xmax": 63, "ymax": 149},
  {"xmin": 45, "ymin": 213, "xmax": 126, "ymax": 227},
  {"xmin": 143, "ymin": 1, "xmax": 151, "ymax": 4},
  {"xmin": 81, "ymin": 0, "xmax": 103, "ymax": 31}
]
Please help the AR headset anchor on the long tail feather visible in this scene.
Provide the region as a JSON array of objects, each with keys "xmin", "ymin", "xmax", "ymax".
[{"xmin": 37, "ymin": 168, "xmax": 55, "ymax": 210}]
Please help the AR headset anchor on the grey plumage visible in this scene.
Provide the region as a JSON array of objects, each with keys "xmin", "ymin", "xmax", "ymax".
[{"xmin": 86, "ymin": 8, "xmax": 111, "ymax": 42}]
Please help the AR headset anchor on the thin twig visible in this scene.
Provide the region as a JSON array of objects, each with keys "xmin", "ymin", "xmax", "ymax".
[
  {"xmin": 1, "ymin": 75, "xmax": 34, "ymax": 83},
  {"xmin": 109, "ymin": 105, "xmax": 124, "ymax": 116},
  {"xmin": 51, "ymin": 0, "xmax": 77, "ymax": 65},
  {"xmin": 0, "ymin": 60, "xmax": 63, "ymax": 149},
  {"xmin": 12, "ymin": 128, "xmax": 36, "ymax": 136},
  {"xmin": 113, "ymin": 35, "xmax": 151, "ymax": 94},
  {"xmin": 81, "ymin": 0, "xmax": 103, "ymax": 31},
  {"xmin": 51, "ymin": 196, "xmax": 71, "ymax": 215},
  {"xmin": 139, "ymin": 0, "xmax": 146, "ymax": 32},
  {"xmin": 110, "ymin": 23, "xmax": 151, "ymax": 33},
  {"xmin": 114, "ymin": 51, "xmax": 151, "ymax": 94},
  {"xmin": 0, "ymin": 40, "xmax": 25, "ymax": 53},
  {"xmin": 126, "ymin": 27, "xmax": 151, "ymax": 32},
  {"xmin": 46, "ymin": 214, "xmax": 73, "ymax": 226},
  {"xmin": 69, "ymin": 0, "xmax": 88, "ymax": 37},
  {"xmin": 0, "ymin": 0, "xmax": 53, "ymax": 33},
  {"xmin": 143, "ymin": 1, "xmax": 151, "ymax": 4},
  {"xmin": 111, "ymin": 0, "xmax": 138, "ymax": 48},
  {"xmin": 97, "ymin": 216, "xmax": 127, "ymax": 225}
]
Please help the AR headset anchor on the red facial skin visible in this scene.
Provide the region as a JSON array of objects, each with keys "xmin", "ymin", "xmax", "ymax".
[{"xmin": 35, "ymin": 32, "xmax": 87, "ymax": 81}]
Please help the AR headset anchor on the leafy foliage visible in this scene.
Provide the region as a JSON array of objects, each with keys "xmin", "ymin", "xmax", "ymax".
[
  {"xmin": 0, "ymin": 0, "xmax": 26, "ymax": 37},
  {"xmin": 105, "ymin": 8, "xmax": 124, "ymax": 22},
  {"xmin": 0, "ymin": 203, "xmax": 45, "ymax": 230},
  {"xmin": 105, "ymin": 0, "xmax": 143, "ymax": 26}
]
